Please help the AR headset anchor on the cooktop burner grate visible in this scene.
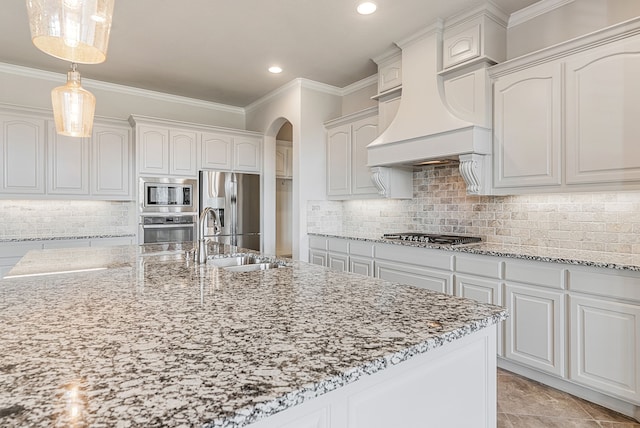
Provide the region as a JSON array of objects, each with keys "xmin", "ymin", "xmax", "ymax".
[{"xmin": 382, "ymin": 233, "xmax": 482, "ymax": 245}]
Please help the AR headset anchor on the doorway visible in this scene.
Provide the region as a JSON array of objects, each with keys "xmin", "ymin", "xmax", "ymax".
[{"xmin": 275, "ymin": 121, "xmax": 293, "ymax": 257}]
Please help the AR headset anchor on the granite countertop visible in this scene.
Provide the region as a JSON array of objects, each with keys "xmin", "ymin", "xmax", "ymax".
[
  {"xmin": 0, "ymin": 242, "xmax": 506, "ymax": 427},
  {"xmin": 308, "ymin": 233, "xmax": 640, "ymax": 272},
  {"xmin": 0, "ymin": 234, "xmax": 136, "ymax": 243}
]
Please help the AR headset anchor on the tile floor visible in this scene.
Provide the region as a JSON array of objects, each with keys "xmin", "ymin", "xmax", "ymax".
[{"xmin": 498, "ymin": 369, "xmax": 640, "ymax": 427}]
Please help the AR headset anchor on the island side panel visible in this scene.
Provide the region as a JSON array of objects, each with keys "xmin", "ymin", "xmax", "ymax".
[{"xmin": 245, "ymin": 325, "xmax": 497, "ymax": 428}]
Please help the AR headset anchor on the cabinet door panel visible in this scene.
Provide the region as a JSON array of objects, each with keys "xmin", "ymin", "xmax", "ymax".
[
  {"xmin": 350, "ymin": 256, "xmax": 374, "ymax": 277},
  {"xmin": 327, "ymin": 125, "xmax": 351, "ymax": 196},
  {"xmin": 443, "ymin": 24, "xmax": 481, "ymax": 68},
  {"xmin": 493, "ymin": 62, "xmax": 562, "ymax": 188},
  {"xmin": 201, "ymin": 132, "xmax": 232, "ymax": 170},
  {"xmin": 566, "ymin": 38, "xmax": 640, "ymax": 184},
  {"xmin": 48, "ymin": 123, "xmax": 89, "ymax": 195},
  {"xmin": 92, "ymin": 124, "xmax": 131, "ymax": 198},
  {"xmin": 169, "ymin": 130, "xmax": 197, "ymax": 176},
  {"xmin": 351, "ymin": 116, "xmax": 378, "ymax": 195},
  {"xmin": 309, "ymin": 250, "xmax": 327, "ymax": 267},
  {"xmin": 570, "ymin": 295, "xmax": 640, "ymax": 402},
  {"xmin": 0, "ymin": 115, "xmax": 45, "ymax": 194},
  {"xmin": 138, "ymin": 126, "xmax": 169, "ymax": 174},
  {"xmin": 328, "ymin": 253, "xmax": 349, "ymax": 272},
  {"xmin": 505, "ymin": 283, "xmax": 565, "ymax": 376},
  {"xmin": 234, "ymin": 137, "xmax": 261, "ymax": 172}
]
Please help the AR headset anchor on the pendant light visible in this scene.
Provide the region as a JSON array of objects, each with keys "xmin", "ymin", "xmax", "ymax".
[
  {"xmin": 51, "ymin": 63, "xmax": 96, "ymax": 137},
  {"xmin": 26, "ymin": 0, "xmax": 115, "ymax": 64}
]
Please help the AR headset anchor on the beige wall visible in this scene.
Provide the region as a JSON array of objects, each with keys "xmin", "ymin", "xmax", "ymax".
[
  {"xmin": 341, "ymin": 82, "xmax": 377, "ymax": 116},
  {"xmin": 508, "ymin": 0, "xmax": 640, "ymax": 59}
]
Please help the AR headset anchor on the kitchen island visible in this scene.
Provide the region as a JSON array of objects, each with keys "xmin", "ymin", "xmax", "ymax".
[{"xmin": 0, "ymin": 242, "xmax": 506, "ymax": 427}]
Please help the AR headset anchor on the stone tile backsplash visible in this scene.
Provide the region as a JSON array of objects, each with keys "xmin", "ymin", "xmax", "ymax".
[
  {"xmin": 308, "ymin": 165, "xmax": 640, "ymax": 255},
  {"xmin": 0, "ymin": 200, "xmax": 136, "ymax": 240}
]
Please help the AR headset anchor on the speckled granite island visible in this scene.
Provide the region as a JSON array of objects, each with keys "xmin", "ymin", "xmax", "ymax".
[{"xmin": 0, "ymin": 242, "xmax": 506, "ymax": 427}]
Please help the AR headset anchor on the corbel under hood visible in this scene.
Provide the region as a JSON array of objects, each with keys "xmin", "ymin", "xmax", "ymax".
[{"xmin": 367, "ymin": 21, "xmax": 493, "ymax": 195}]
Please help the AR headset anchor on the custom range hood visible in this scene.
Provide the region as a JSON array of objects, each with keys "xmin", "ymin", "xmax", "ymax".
[{"xmin": 368, "ymin": 19, "xmax": 494, "ymax": 195}]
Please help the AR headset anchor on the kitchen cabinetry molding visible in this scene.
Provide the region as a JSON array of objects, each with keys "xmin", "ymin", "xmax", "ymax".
[
  {"xmin": 0, "ymin": 105, "xmax": 133, "ymax": 200},
  {"xmin": 130, "ymin": 115, "xmax": 263, "ymax": 177},
  {"xmin": 489, "ymin": 17, "xmax": 640, "ymax": 194},
  {"xmin": 307, "ymin": 235, "xmax": 640, "ymax": 418}
]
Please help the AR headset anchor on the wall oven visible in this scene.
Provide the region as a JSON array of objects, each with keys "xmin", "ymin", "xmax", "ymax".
[
  {"xmin": 139, "ymin": 177, "xmax": 197, "ymax": 213},
  {"xmin": 139, "ymin": 214, "xmax": 196, "ymax": 244}
]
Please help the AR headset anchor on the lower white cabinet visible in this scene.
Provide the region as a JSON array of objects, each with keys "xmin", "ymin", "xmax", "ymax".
[
  {"xmin": 376, "ymin": 260, "xmax": 452, "ymax": 294},
  {"xmin": 570, "ymin": 294, "xmax": 640, "ymax": 404},
  {"xmin": 504, "ymin": 283, "xmax": 565, "ymax": 377},
  {"xmin": 328, "ymin": 253, "xmax": 349, "ymax": 272},
  {"xmin": 350, "ymin": 256, "xmax": 374, "ymax": 277},
  {"xmin": 309, "ymin": 250, "xmax": 327, "ymax": 267}
]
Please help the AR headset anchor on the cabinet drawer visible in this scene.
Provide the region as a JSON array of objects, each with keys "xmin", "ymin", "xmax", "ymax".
[
  {"xmin": 327, "ymin": 238, "xmax": 348, "ymax": 254},
  {"xmin": 375, "ymin": 260, "xmax": 452, "ymax": 294},
  {"xmin": 456, "ymin": 254, "xmax": 503, "ymax": 279},
  {"xmin": 350, "ymin": 240, "xmax": 374, "ymax": 257},
  {"xmin": 568, "ymin": 268, "xmax": 640, "ymax": 303},
  {"xmin": 505, "ymin": 260, "xmax": 565, "ymax": 289},
  {"xmin": 309, "ymin": 236, "xmax": 327, "ymax": 251},
  {"xmin": 376, "ymin": 243, "xmax": 453, "ymax": 271}
]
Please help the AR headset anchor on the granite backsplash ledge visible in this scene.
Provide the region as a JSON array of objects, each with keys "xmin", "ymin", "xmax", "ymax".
[{"xmin": 307, "ymin": 164, "xmax": 640, "ymax": 257}]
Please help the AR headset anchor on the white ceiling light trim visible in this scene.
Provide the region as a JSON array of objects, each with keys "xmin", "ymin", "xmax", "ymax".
[{"xmin": 268, "ymin": 66, "xmax": 283, "ymax": 74}]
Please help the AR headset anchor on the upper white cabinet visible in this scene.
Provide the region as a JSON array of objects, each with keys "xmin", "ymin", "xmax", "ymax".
[
  {"xmin": 169, "ymin": 129, "xmax": 197, "ymax": 176},
  {"xmin": 47, "ymin": 122, "xmax": 90, "ymax": 195},
  {"xmin": 489, "ymin": 18, "xmax": 640, "ymax": 194},
  {"xmin": 0, "ymin": 107, "xmax": 132, "ymax": 200},
  {"xmin": 275, "ymin": 141, "xmax": 293, "ymax": 179},
  {"xmin": 565, "ymin": 37, "xmax": 640, "ymax": 185},
  {"xmin": 442, "ymin": 8, "xmax": 507, "ymax": 70},
  {"xmin": 377, "ymin": 53, "xmax": 402, "ymax": 93},
  {"xmin": 131, "ymin": 116, "xmax": 263, "ymax": 177},
  {"xmin": 325, "ymin": 107, "xmax": 379, "ymax": 199},
  {"xmin": 91, "ymin": 123, "xmax": 132, "ymax": 198},
  {"xmin": 233, "ymin": 136, "xmax": 261, "ymax": 173},
  {"xmin": 136, "ymin": 125, "xmax": 197, "ymax": 177},
  {"xmin": 201, "ymin": 132, "xmax": 232, "ymax": 170},
  {"xmin": 493, "ymin": 62, "xmax": 562, "ymax": 189},
  {"xmin": 0, "ymin": 113, "xmax": 46, "ymax": 195}
]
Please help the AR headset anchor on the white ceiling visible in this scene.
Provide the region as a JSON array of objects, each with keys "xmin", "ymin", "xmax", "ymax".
[{"xmin": 0, "ymin": 0, "xmax": 538, "ymax": 107}]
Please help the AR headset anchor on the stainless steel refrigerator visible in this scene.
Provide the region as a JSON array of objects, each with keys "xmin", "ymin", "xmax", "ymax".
[{"xmin": 198, "ymin": 170, "xmax": 261, "ymax": 251}]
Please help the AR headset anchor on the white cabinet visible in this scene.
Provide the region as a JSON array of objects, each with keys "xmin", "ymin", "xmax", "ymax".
[
  {"xmin": 201, "ymin": 132, "xmax": 232, "ymax": 170},
  {"xmin": 91, "ymin": 123, "xmax": 132, "ymax": 198},
  {"xmin": 492, "ymin": 62, "xmax": 562, "ymax": 190},
  {"xmin": 377, "ymin": 54, "xmax": 402, "ymax": 93},
  {"xmin": 443, "ymin": 12, "xmax": 506, "ymax": 69},
  {"xmin": 233, "ymin": 136, "xmax": 261, "ymax": 173},
  {"xmin": 275, "ymin": 141, "xmax": 292, "ymax": 179},
  {"xmin": 490, "ymin": 21, "xmax": 640, "ymax": 194},
  {"xmin": 137, "ymin": 125, "xmax": 197, "ymax": 177},
  {"xmin": 327, "ymin": 237, "xmax": 349, "ymax": 272},
  {"xmin": 169, "ymin": 129, "xmax": 197, "ymax": 176},
  {"xmin": 567, "ymin": 267, "xmax": 640, "ymax": 404},
  {"xmin": 570, "ymin": 294, "xmax": 640, "ymax": 404},
  {"xmin": 326, "ymin": 108, "xmax": 379, "ymax": 199},
  {"xmin": 47, "ymin": 122, "xmax": 90, "ymax": 195},
  {"xmin": 137, "ymin": 125, "xmax": 169, "ymax": 175},
  {"xmin": 565, "ymin": 37, "xmax": 640, "ymax": 185},
  {"xmin": 200, "ymin": 131, "xmax": 262, "ymax": 173},
  {"xmin": 0, "ymin": 113, "xmax": 46, "ymax": 195},
  {"xmin": 375, "ymin": 243, "xmax": 454, "ymax": 294}
]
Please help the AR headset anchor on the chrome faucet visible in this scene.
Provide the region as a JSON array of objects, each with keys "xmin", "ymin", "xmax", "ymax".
[{"xmin": 196, "ymin": 206, "xmax": 221, "ymax": 263}]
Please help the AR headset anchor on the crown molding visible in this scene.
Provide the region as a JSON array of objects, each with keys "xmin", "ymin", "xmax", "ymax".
[
  {"xmin": 341, "ymin": 75, "xmax": 377, "ymax": 95},
  {"xmin": 0, "ymin": 62, "xmax": 244, "ymax": 115},
  {"xmin": 508, "ymin": 0, "xmax": 575, "ymax": 28}
]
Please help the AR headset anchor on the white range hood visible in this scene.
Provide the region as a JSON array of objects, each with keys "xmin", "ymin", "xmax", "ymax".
[{"xmin": 367, "ymin": 20, "xmax": 493, "ymax": 195}]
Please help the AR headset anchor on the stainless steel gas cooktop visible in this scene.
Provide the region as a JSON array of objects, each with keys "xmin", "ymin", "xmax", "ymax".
[{"xmin": 381, "ymin": 233, "xmax": 482, "ymax": 245}]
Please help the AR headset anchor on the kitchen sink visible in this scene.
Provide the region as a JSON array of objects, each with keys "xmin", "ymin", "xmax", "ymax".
[
  {"xmin": 207, "ymin": 255, "xmax": 259, "ymax": 267},
  {"xmin": 223, "ymin": 262, "xmax": 282, "ymax": 272}
]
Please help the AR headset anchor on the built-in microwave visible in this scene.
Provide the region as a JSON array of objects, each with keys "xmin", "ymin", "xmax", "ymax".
[{"xmin": 139, "ymin": 177, "xmax": 198, "ymax": 213}]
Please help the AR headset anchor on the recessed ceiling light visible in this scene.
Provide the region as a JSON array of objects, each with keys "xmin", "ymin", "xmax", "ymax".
[
  {"xmin": 268, "ymin": 66, "xmax": 283, "ymax": 74},
  {"xmin": 357, "ymin": 2, "xmax": 377, "ymax": 15}
]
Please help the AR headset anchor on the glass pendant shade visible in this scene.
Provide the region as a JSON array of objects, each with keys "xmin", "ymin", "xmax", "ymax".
[
  {"xmin": 51, "ymin": 64, "xmax": 96, "ymax": 137},
  {"xmin": 26, "ymin": 0, "xmax": 115, "ymax": 64}
]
